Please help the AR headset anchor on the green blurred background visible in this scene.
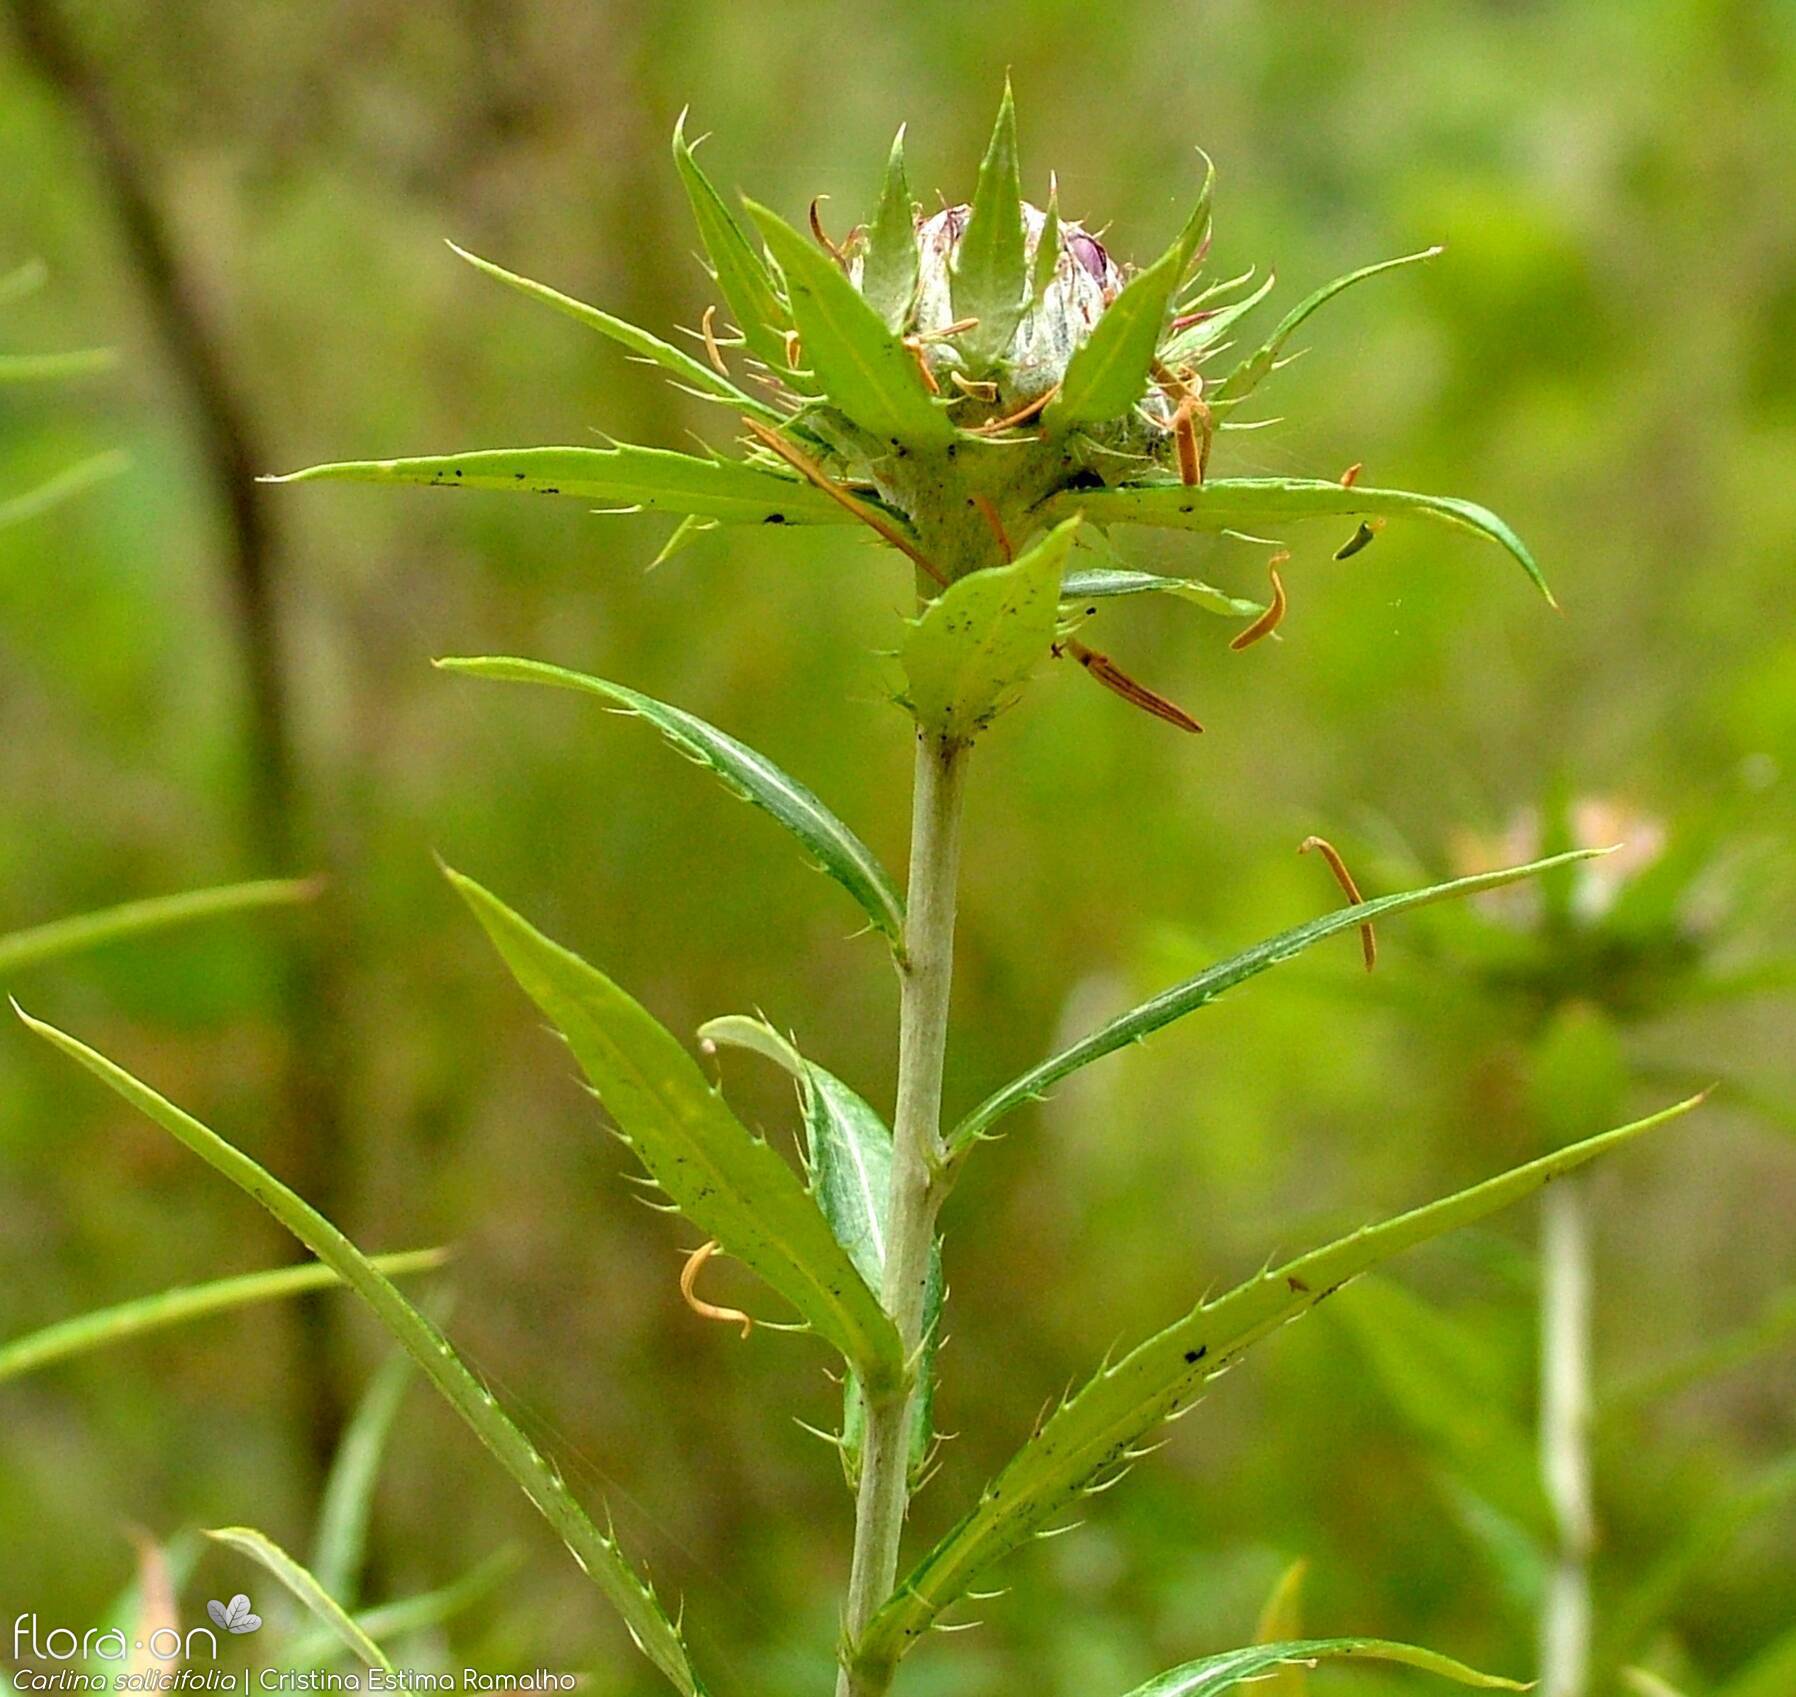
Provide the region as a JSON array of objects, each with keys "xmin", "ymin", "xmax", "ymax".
[{"xmin": 2, "ymin": 1, "xmax": 1792, "ymax": 1692}]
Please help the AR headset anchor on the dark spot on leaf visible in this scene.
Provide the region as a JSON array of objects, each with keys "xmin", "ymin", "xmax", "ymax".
[
  {"xmin": 764, "ymin": 513, "xmax": 786, "ymax": 524},
  {"xmin": 1286, "ymin": 1275, "xmax": 1311, "ymax": 1294},
  {"xmin": 1184, "ymin": 1345, "xmax": 1206, "ymax": 1364}
]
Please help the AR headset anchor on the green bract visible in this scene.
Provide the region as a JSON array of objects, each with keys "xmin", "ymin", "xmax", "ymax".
[{"xmin": 274, "ymin": 85, "xmax": 1552, "ymax": 737}]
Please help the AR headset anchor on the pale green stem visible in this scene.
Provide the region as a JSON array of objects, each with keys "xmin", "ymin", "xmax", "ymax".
[
  {"xmin": 838, "ymin": 730, "xmax": 969, "ymax": 1697},
  {"xmin": 1540, "ymin": 1172, "xmax": 1594, "ymax": 1697}
]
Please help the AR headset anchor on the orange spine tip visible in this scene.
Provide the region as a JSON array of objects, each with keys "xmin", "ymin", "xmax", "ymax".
[
  {"xmin": 1066, "ymin": 639, "xmax": 1203, "ymax": 733},
  {"xmin": 1298, "ymin": 834, "xmax": 1377, "ymax": 971},
  {"xmin": 808, "ymin": 197, "xmax": 849, "ymax": 269},
  {"xmin": 971, "ymin": 382, "xmax": 1060, "ymax": 436},
  {"xmin": 700, "ymin": 305, "xmax": 729, "ymax": 378},
  {"xmin": 741, "ymin": 418, "xmax": 946, "ymax": 585},
  {"xmin": 680, "ymin": 1239, "xmax": 753, "ymax": 1338},
  {"xmin": 1230, "ymin": 553, "xmax": 1290, "ymax": 651},
  {"xmin": 1339, "ymin": 462, "xmax": 1363, "ymax": 489},
  {"xmin": 902, "ymin": 335, "xmax": 942, "ymax": 394},
  {"xmin": 971, "ymin": 493, "xmax": 1013, "ymax": 562}
]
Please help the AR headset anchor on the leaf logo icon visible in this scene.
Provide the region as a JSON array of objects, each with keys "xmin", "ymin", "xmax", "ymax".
[{"xmin": 206, "ymin": 1595, "xmax": 262, "ymax": 1635}]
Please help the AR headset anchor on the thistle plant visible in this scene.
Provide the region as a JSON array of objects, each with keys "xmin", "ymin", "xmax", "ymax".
[
  {"xmin": 17, "ymin": 92, "xmax": 1709, "ymax": 1697},
  {"xmin": 1336, "ymin": 795, "xmax": 1793, "ymax": 1697}
]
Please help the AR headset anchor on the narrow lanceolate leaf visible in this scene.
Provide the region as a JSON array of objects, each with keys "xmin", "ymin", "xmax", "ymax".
[
  {"xmin": 0, "ymin": 450, "xmax": 129, "ymax": 530},
  {"xmin": 0, "ymin": 347, "xmax": 117, "ymax": 383},
  {"xmin": 446, "ymin": 872, "xmax": 903, "ymax": 1395},
  {"xmin": 447, "ymin": 243, "xmax": 785, "ymax": 425},
  {"xmin": 1061, "ymin": 567, "xmax": 1265, "ymax": 620},
  {"xmin": 747, "ymin": 202, "xmax": 956, "ymax": 447},
  {"xmin": 1211, "ymin": 247, "xmax": 1442, "ymax": 406},
  {"xmin": 902, "ymin": 516, "xmax": 1078, "ymax": 741},
  {"xmin": 1046, "ymin": 160, "xmax": 1213, "ymax": 430},
  {"xmin": 205, "ymin": 1528, "xmax": 391, "ymax": 1672},
  {"xmin": 287, "ymin": 1550, "xmax": 521, "ymax": 1670},
  {"xmin": 0, "ymin": 1250, "xmax": 445, "ymax": 1385},
  {"xmin": 1041, "ymin": 477, "xmax": 1550, "ymax": 604},
  {"xmin": 699, "ymin": 1015, "xmax": 943, "ymax": 1485},
  {"xmin": 19, "ymin": 1011, "xmax": 703, "ymax": 1697},
  {"xmin": 438, "ymin": 656, "xmax": 904, "ymax": 953},
  {"xmin": 1119, "ymin": 1639, "xmax": 1525, "ymax": 1696},
  {"xmin": 950, "ymin": 848, "xmax": 1605, "ymax": 1158},
  {"xmin": 313, "ymin": 1351, "xmax": 414, "ymax": 1605},
  {"xmin": 952, "ymin": 81, "xmax": 1028, "ymax": 369},
  {"xmin": 0, "ymin": 877, "xmax": 317, "ymax": 976},
  {"xmin": 672, "ymin": 111, "xmax": 793, "ymax": 375},
  {"xmin": 862, "ymin": 127, "xmax": 919, "ymax": 332},
  {"xmin": 859, "ymin": 1098, "xmax": 1701, "ymax": 1667},
  {"xmin": 267, "ymin": 444, "xmax": 850, "ymax": 527}
]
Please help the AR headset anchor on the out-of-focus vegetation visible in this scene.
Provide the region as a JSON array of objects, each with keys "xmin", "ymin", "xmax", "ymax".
[{"xmin": 1, "ymin": 3, "xmax": 1791, "ymax": 1694}]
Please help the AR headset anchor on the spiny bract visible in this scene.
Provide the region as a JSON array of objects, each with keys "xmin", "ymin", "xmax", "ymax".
[{"xmin": 273, "ymin": 83, "xmax": 1553, "ymax": 715}]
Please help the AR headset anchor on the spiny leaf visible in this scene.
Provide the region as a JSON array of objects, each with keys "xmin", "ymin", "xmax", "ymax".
[
  {"xmin": 746, "ymin": 200, "xmax": 956, "ymax": 447},
  {"xmin": 438, "ymin": 656, "xmax": 904, "ymax": 954},
  {"xmin": 1060, "ymin": 567, "xmax": 1265, "ymax": 619},
  {"xmin": 205, "ymin": 1527, "xmax": 390, "ymax": 1672},
  {"xmin": 952, "ymin": 81, "xmax": 1028, "ymax": 369},
  {"xmin": 0, "ymin": 876, "xmax": 317, "ymax": 976},
  {"xmin": 672, "ymin": 111, "xmax": 793, "ymax": 376},
  {"xmin": 266, "ymin": 444, "xmax": 851, "ymax": 526},
  {"xmin": 700, "ymin": 1015, "xmax": 942, "ymax": 1486},
  {"xmin": 901, "ymin": 516, "xmax": 1078, "ymax": 741},
  {"xmin": 859, "ymin": 1096, "xmax": 1700, "ymax": 1666},
  {"xmin": 862, "ymin": 127, "xmax": 919, "ymax": 333},
  {"xmin": 445, "ymin": 872, "xmax": 904, "ymax": 1395},
  {"xmin": 0, "ymin": 1249, "xmax": 445, "ymax": 1385},
  {"xmin": 18, "ymin": 1010, "xmax": 703, "ymax": 1697},
  {"xmin": 1041, "ymin": 476, "xmax": 1551, "ymax": 605},
  {"xmin": 1211, "ymin": 247, "xmax": 1442, "ymax": 406},
  {"xmin": 949, "ymin": 848, "xmax": 1607, "ymax": 1158},
  {"xmin": 312, "ymin": 1351, "xmax": 414, "ymax": 1606},
  {"xmin": 0, "ymin": 450, "xmax": 130, "ymax": 530},
  {"xmin": 1117, "ymin": 1638, "xmax": 1526, "ymax": 1696},
  {"xmin": 1046, "ymin": 157, "xmax": 1213, "ymax": 429},
  {"xmin": 447, "ymin": 243, "xmax": 784, "ymax": 425}
]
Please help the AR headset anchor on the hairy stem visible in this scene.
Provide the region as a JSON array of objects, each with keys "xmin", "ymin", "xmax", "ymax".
[
  {"xmin": 1539, "ymin": 1172, "xmax": 1594, "ymax": 1697},
  {"xmin": 838, "ymin": 730, "xmax": 969, "ymax": 1697}
]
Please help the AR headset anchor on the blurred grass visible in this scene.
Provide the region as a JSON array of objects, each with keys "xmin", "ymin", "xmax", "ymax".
[{"xmin": 1, "ymin": 1, "xmax": 1792, "ymax": 1692}]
